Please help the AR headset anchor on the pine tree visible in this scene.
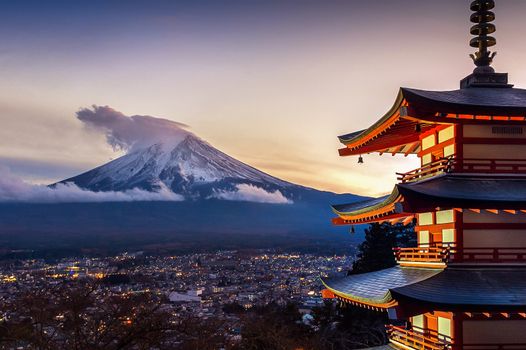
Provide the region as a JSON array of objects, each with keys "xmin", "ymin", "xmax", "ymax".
[{"xmin": 350, "ymin": 222, "xmax": 415, "ymax": 274}]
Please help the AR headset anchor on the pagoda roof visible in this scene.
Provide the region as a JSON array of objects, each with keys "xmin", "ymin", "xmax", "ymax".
[
  {"xmin": 333, "ymin": 174, "xmax": 526, "ymax": 223},
  {"xmin": 333, "ymin": 194, "xmax": 393, "ymax": 214},
  {"xmin": 402, "ymin": 87, "xmax": 526, "ymax": 116},
  {"xmin": 398, "ymin": 174, "xmax": 526, "ymax": 212},
  {"xmin": 338, "ymin": 86, "xmax": 526, "ymax": 156},
  {"xmin": 391, "ymin": 267, "xmax": 526, "ymax": 311},
  {"xmin": 331, "ymin": 190, "xmax": 411, "ymax": 225},
  {"xmin": 323, "ymin": 267, "xmax": 526, "ymax": 311},
  {"xmin": 321, "ymin": 267, "xmax": 441, "ymax": 308}
]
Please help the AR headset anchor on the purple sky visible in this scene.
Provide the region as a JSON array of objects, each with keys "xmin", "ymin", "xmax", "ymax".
[{"xmin": 1, "ymin": 0, "xmax": 526, "ymax": 196}]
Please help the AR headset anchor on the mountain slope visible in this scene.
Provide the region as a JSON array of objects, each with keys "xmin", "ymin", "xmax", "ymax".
[
  {"xmin": 60, "ymin": 134, "xmax": 296, "ymax": 200},
  {"xmin": 1, "ymin": 130, "xmax": 367, "ymax": 253}
]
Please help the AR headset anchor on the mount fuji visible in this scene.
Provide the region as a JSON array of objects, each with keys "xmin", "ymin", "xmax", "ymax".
[
  {"xmin": 0, "ymin": 107, "xmax": 366, "ymax": 255},
  {"xmin": 58, "ymin": 133, "xmax": 297, "ymax": 203}
]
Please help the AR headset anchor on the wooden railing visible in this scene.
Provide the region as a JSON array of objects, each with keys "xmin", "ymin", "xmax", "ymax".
[
  {"xmin": 393, "ymin": 247, "xmax": 449, "ymax": 264},
  {"xmin": 397, "ymin": 156, "xmax": 454, "ymax": 183},
  {"xmin": 394, "ymin": 245, "xmax": 526, "ymax": 265},
  {"xmin": 387, "ymin": 325, "xmax": 450, "ymax": 350},
  {"xmin": 454, "ymin": 158, "xmax": 526, "ymax": 174},
  {"xmin": 397, "ymin": 155, "xmax": 526, "ymax": 184},
  {"xmin": 449, "ymin": 247, "xmax": 526, "ymax": 264},
  {"xmin": 463, "ymin": 344, "xmax": 526, "ymax": 350}
]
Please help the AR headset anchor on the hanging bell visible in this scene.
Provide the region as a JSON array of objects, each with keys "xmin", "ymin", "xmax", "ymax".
[{"xmin": 358, "ymin": 155, "xmax": 364, "ymax": 164}]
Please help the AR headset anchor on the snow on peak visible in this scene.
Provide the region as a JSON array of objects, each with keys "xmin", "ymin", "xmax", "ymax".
[{"xmin": 62, "ymin": 107, "xmax": 295, "ymax": 203}]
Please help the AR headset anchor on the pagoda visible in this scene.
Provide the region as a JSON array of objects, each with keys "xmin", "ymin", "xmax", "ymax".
[{"xmin": 321, "ymin": 1, "xmax": 526, "ymax": 349}]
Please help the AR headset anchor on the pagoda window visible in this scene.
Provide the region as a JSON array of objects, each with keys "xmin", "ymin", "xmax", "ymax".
[
  {"xmin": 412, "ymin": 314, "xmax": 424, "ymax": 330},
  {"xmin": 437, "ymin": 316, "xmax": 452, "ymax": 343},
  {"xmin": 422, "ymin": 134, "xmax": 436, "ymax": 150},
  {"xmin": 438, "ymin": 126, "xmax": 455, "ymax": 143},
  {"xmin": 443, "ymin": 144, "xmax": 455, "ymax": 157},
  {"xmin": 418, "ymin": 125, "xmax": 457, "ymax": 168},
  {"xmin": 418, "ymin": 212, "xmax": 434, "ymax": 226},
  {"xmin": 421, "ymin": 153, "xmax": 433, "ymax": 165},
  {"xmin": 436, "ymin": 210, "xmax": 455, "ymax": 224},
  {"xmin": 419, "ymin": 230, "xmax": 430, "ymax": 247},
  {"xmin": 442, "ymin": 229, "xmax": 455, "ymax": 245}
]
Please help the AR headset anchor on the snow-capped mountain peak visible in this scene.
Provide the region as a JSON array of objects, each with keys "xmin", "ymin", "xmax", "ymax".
[{"xmin": 60, "ymin": 134, "xmax": 295, "ymax": 201}]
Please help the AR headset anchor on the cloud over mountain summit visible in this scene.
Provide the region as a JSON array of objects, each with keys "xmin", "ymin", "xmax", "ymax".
[{"xmin": 77, "ymin": 106, "xmax": 191, "ymax": 152}]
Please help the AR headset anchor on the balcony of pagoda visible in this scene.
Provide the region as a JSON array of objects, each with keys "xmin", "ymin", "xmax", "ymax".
[
  {"xmin": 397, "ymin": 155, "xmax": 526, "ymax": 184},
  {"xmin": 387, "ymin": 325, "xmax": 451, "ymax": 350},
  {"xmin": 462, "ymin": 344, "xmax": 526, "ymax": 350},
  {"xmin": 395, "ymin": 245, "xmax": 526, "ymax": 267},
  {"xmin": 397, "ymin": 157, "xmax": 454, "ymax": 184},
  {"xmin": 393, "ymin": 247, "xmax": 448, "ymax": 269},
  {"xmin": 448, "ymin": 246, "xmax": 526, "ymax": 265}
]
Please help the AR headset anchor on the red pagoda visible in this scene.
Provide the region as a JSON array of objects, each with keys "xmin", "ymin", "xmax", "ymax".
[{"xmin": 321, "ymin": 1, "xmax": 526, "ymax": 349}]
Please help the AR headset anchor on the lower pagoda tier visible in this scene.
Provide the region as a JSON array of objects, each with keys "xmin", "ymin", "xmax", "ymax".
[
  {"xmin": 321, "ymin": 267, "xmax": 441, "ymax": 309},
  {"xmin": 322, "ymin": 267, "xmax": 526, "ymax": 312},
  {"xmin": 332, "ymin": 174, "xmax": 526, "ymax": 225}
]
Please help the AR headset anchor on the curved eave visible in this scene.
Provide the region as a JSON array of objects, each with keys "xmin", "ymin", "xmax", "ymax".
[
  {"xmin": 337, "ymin": 88, "xmax": 440, "ymax": 157},
  {"xmin": 332, "ymin": 213, "xmax": 414, "ymax": 226},
  {"xmin": 338, "ymin": 86, "xmax": 526, "ymax": 157},
  {"xmin": 331, "ymin": 187, "xmax": 413, "ymax": 225},
  {"xmin": 339, "ymin": 89, "xmax": 405, "ymax": 144},
  {"xmin": 321, "ymin": 278, "xmax": 398, "ymax": 309},
  {"xmin": 321, "ymin": 267, "xmax": 442, "ymax": 310},
  {"xmin": 331, "ymin": 174, "xmax": 526, "ymax": 224},
  {"xmin": 332, "ymin": 188, "xmax": 400, "ymax": 217}
]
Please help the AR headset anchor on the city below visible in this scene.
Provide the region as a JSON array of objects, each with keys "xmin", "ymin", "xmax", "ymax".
[{"xmin": 0, "ymin": 250, "xmax": 356, "ymax": 348}]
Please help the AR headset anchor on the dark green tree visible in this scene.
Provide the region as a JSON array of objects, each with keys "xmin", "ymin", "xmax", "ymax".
[{"xmin": 350, "ymin": 222, "xmax": 415, "ymax": 274}]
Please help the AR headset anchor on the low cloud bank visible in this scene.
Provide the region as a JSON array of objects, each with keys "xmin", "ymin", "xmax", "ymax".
[
  {"xmin": 0, "ymin": 167, "xmax": 184, "ymax": 203},
  {"xmin": 211, "ymin": 184, "xmax": 292, "ymax": 204}
]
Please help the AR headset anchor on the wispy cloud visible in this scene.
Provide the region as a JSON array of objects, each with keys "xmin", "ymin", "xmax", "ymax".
[
  {"xmin": 0, "ymin": 167, "xmax": 184, "ymax": 203},
  {"xmin": 77, "ymin": 105, "xmax": 191, "ymax": 152},
  {"xmin": 210, "ymin": 183, "xmax": 292, "ymax": 204}
]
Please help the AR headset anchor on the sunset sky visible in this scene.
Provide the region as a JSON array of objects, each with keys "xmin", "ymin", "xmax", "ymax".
[{"xmin": 2, "ymin": 0, "xmax": 526, "ymax": 196}]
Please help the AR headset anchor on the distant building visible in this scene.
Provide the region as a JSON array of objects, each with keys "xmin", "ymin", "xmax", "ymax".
[
  {"xmin": 322, "ymin": 1, "xmax": 526, "ymax": 349},
  {"xmin": 168, "ymin": 290, "xmax": 202, "ymax": 303}
]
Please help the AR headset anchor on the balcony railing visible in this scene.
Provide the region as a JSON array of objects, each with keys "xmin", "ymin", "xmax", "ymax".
[
  {"xmin": 393, "ymin": 247, "xmax": 449, "ymax": 267},
  {"xmin": 397, "ymin": 156, "xmax": 454, "ymax": 183},
  {"xmin": 455, "ymin": 158, "xmax": 526, "ymax": 174},
  {"xmin": 387, "ymin": 325, "xmax": 450, "ymax": 350},
  {"xmin": 449, "ymin": 247, "xmax": 526, "ymax": 264},
  {"xmin": 394, "ymin": 246, "xmax": 526, "ymax": 266},
  {"xmin": 463, "ymin": 344, "xmax": 526, "ymax": 350},
  {"xmin": 397, "ymin": 155, "xmax": 526, "ymax": 184}
]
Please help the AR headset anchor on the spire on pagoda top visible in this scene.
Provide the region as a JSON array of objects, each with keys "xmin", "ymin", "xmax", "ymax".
[
  {"xmin": 461, "ymin": 0, "xmax": 512, "ymax": 88},
  {"xmin": 469, "ymin": 0, "xmax": 497, "ymax": 71}
]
